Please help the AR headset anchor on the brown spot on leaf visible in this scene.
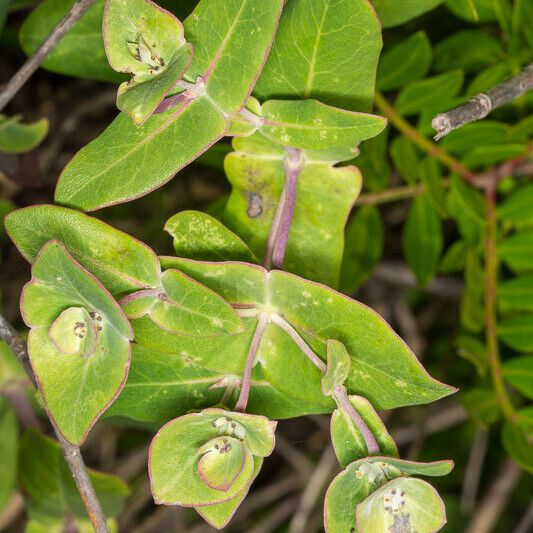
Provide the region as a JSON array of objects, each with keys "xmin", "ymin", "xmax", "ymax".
[{"xmin": 247, "ymin": 192, "xmax": 263, "ymax": 218}]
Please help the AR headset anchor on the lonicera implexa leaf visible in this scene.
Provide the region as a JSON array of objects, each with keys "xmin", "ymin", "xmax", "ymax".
[
  {"xmin": 165, "ymin": 210, "xmax": 257, "ymax": 262},
  {"xmin": 160, "ymin": 258, "xmax": 456, "ymax": 409},
  {"xmin": 254, "ymin": 0, "xmax": 382, "ymax": 113},
  {"xmin": 104, "ymin": 0, "xmax": 193, "ymax": 124},
  {"xmin": 356, "ymin": 477, "xmax": 447, "ymax": 532},
  {"xmin": 55, "ymin": 0, "xmax": 285, "ymax": 211},
  {"xmin": 21, "ymin": 241, "xmax": 133, "ymax": 444},
  {"xmin": 322, "ymin": 339, "xmax": 351, "ymax": 396},
  {"xmin": 5, "ymin": 205, "xmax": 161, "ymax": 298},
  {"xmin": 223, "ymin": 135, "xmax": 361, "ymax": 287},
  {"xmin": 330, "ymin": 395, "xmax": 398, "ymax": 467},
  {"xmin": 0, "ymin": 115, "xmax": 48, "ymax": 154},
  {"xmin": 259, "ymin": 99, "xmax": 386, "ymax": 150}
]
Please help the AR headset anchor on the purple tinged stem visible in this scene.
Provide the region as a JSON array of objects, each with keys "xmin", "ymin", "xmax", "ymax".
[
  {"xmin": 271, "ymin": 314, "xmax": 379, "ymax": 455},
  {"xmin": 234, "ymin": 313, "xmax": 268, "ymax": 412},
  {"xmin": 264, "ymin": 147, "xmax": 303, "ymax": 270}
]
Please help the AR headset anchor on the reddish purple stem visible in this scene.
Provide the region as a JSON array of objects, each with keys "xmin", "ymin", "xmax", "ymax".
[
  {"xmin": 234, "ymin": 313, "xmax": 268, "ymax": 412},
  {"xmin": 264, "ymin": 147, "xmax": 303, "ymax": 270}
]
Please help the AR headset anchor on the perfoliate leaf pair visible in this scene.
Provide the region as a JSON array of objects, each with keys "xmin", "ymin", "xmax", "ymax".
[
  {"xmin": 21, "ymin": 240, "xmax": 133, "ymax": 444},
  {"xmin": 324, "ymin": 457, "xmax": 453, "ymax": 532},
  {"xmin": 104, "ymin": 0, "xmax": 193, "ymax": 124},
  {"xmin": 149, "ymin": 408, "xmax": 276, "ymax": 529}
]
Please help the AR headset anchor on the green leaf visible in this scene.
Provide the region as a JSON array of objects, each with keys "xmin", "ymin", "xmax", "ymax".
[
  {"xmin": 6, "ymin": 205, "xmax": 161, "ymax": 298},
  {"xmin": 324, "ymin": 467, "xmax": 374, "ymax": 533},
  {"xmin": 499, "ymin": 231, "xmax": 533, "ymax": 273},
  {"xmin": 419, "ymin": 158, "xmax": 447, "ymax": 218},
  {"xmin": 0, "ymin": 115, "xmax": 48, "ymax": 154},
  {"xmin": 402, "ymin": 195, "xmax": 443, "ymax": 286},
  {"xmin": 165, "ymin": 210, "xmax": 257, "ymax": 262},
  {"xmin": 467, "ymin": 63, "xmax": 512, "ymax": 96},
  {"xmin": 395, "ymin": 70, "xmax": 464, "ymax": 116},
  {"xmin": 55, "ymin": 0, "xmax": 285, "ymax": 210},
  {"xmin": 439, "ymin": 240, "xmax": 468, "ymax": 273},
  {"xmin": 340, "ymin": 205, "xmax": 384, "ymax": 294},
  {"xmin": 259, "ymin": 99, "xmax": 386, "ymax": 150},
  {"xmin": 503, "ymin": 356, "xmax": 533, "ymax": 399},
  {"xmin": 498, "ymin": 276, "xmax": 533, "ymax": 313},
  {"xmin": 104, "ymin": 0, "xmax": 193, "ymax": 124},
  {"xmin": 501, "ymin": 421, "xmax": 533, "ymax": 473},
  {"xmin": 499, "ymin": 315, "xmax": 533, "ymax": 352},
  {"xmin": 433, "ymin": 30, "xmax": 503, "ymax": 72},
  {"xmin": 390, "ymin": 136, "xmax": 419, "ymax": 185},
  {"xmin": 322, "ymin": 339, "xmax": 352, "ymax": 396},
  {"xmin": 350, "ymin": 456, "xmax": 454, "ymax": 477},
  {"xmin": 445, "ymin": 0, "xmax": 500, "ymax": 22},
  {"xmin": 20, "ymin": 0, "xmax": 123, "ymax": 83},
  {"xmin": 460, "ymin": 251, "xmax": 485, "ymax": 333},
  {"xmin": 196, "ymin": 457, "xmax": 262, "ymax": 529},
  {"xmin": 461, "ymin": 388, "xmax": 500, "ymax": 426},
  {"xmin": 19, "ymin": 428, "xmax": 129, "ymax": 526},
  {"xmin": 197, "ymin": 436, "xmax": 247, "ymax": 491},
  {"xmin": 441, "ymin": 122, "xmax": 510, "ymax": 157},
  {"xmin": 356, "ymin": 477, "xmax": 446, "ymax": 532},
  {"xmin": 0, "ymin": 339, "xmax": 26, "ymax": 387},
  {"xmin": 355, "ymin": 128, "xmax": 390, "ymax": 192},
  {"xmin": 21, "ymin": 241, "xmax": 133, "ymax": 444},
  {"xmin": 149, "ymin": 409, "xmax": 274, "ymax": 506},
  {"xmin": 162, "ymin": 259, "xmax": 455, "ymax": 409},
  {"xmin": 447, "ymin": 175, "xmax": 485, "ymax": 244},
  {"xmin": 372, "ymin": 0, "xmax": 444, "ymax": 27},
  {"xmin": 121, "ymin": 269, "xmax": 244, "ymax": 336},
  {"xmin": 455, "ymin": 335, "xmax": 487, "ymax": 377},
  {"xmin": 330, "ymin": 395, "xmax": 398, "ymax": 467},
  {"xmin": 498, "ymin": 184, "xmax": 533, "ymax": 227},
  {"xmin": 254, "ymin": 0, "xmax": 382, "ymax": 112},
  {"xmin": 223, "ymin": 134, "xmax": 361, "ymax": 288},
  {"xmin": 0, "ymin": 400, "xmax": 17, "ymax": 513},
  {"xmin": 463, "ymin": 144, "xmax": 526, "ymax": 169},
  {"xmin": 377, "ymin": 31, "xmax": 432, "ymax": 91}
]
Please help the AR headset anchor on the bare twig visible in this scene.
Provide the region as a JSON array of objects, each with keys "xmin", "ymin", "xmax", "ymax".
[
  {"xmin": 374, "ymin": 92, "xmax": 477, "ymax": 184},
  {"xmin": 0, "ymin": 492, "xmax": 24, "ymax": 531},
  {"xmin": 466, "ymin": 458, "xmax": 522, "ymax": 533},
  {"xmin": 461, "ymin": 426, "xmax": 489, "ymax": 514},
  {"xmin": 0, "ymin": 0, "xmax": 97, "ymax": 112},
  {"xmin": 289, "ymin": 446, "xmax": 338, "ymax": 533},
  {"xmin": 0, "ymin": 314, "xmax": 109, "ymax": 533},
  {"xmin": 432, "ymin": 63, "xmax": 533, "ymax": 141}
]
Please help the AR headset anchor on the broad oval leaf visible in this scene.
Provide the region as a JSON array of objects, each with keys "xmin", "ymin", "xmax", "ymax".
[
  {"xmin": 121, "ymin": 269, "xmax": 244, "ymax": 336},
  {"xmin": 55, "ymin": 0, "xmax": 285, "ymax": 211},
  {"xmin": 503, "ymin": 356, "xmax": 533, "ymax": 399},
  {"xmin": 0, "ymin": 115, "xmax": 48, "ymax": 154},
  {"xmin": 21, "ymin": 241, "xmax": 133, "ymax": 444},
  {"xmin": 377, "ymin": 31, "xmax": 432, "ymax": 91},
  {"xmin": 104, "ymin": 0, "xmax": 193, "ymax": 124},
  {"xmin": 0, "ymin": 400, "xmax": 17, "ymax": 513},
  {"xmin": 260, "ymin": 99, "xmax": 386, "ymax": 150},
  {"xmin": 20, "ymin": 0, "xmax": 123, "ymax": 83},
  {"xmin": 165, "ymin": 210, "xmax": 257, "ymax": 262},
  {"xmin": 330, "ymin": 395, "xmax": 398, "ymax": 467},
  {"xmin": 372, "ymin": 0, "xmax": 444, "ymax": 27},
  {"xmin": 356, "ymin": 477, "xmax": 447, "ymax": 532},
  {"xmin": 5, "ymin": 205, "xmax": 161, "ymax": 298},
  {"xmin": 499, "ymin": 231, "xmax": 533, "ymax": 273},
  {"xmin": 149, "ymin": 409, "xmax": 273, "ymax": 506},
  {"xmin": 254, "ymin": 0, "xmax": 382, "ymax": 112},
  {"xmin": 402, "ymin": 194, "xmax": 443, "ymax": 286}
]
